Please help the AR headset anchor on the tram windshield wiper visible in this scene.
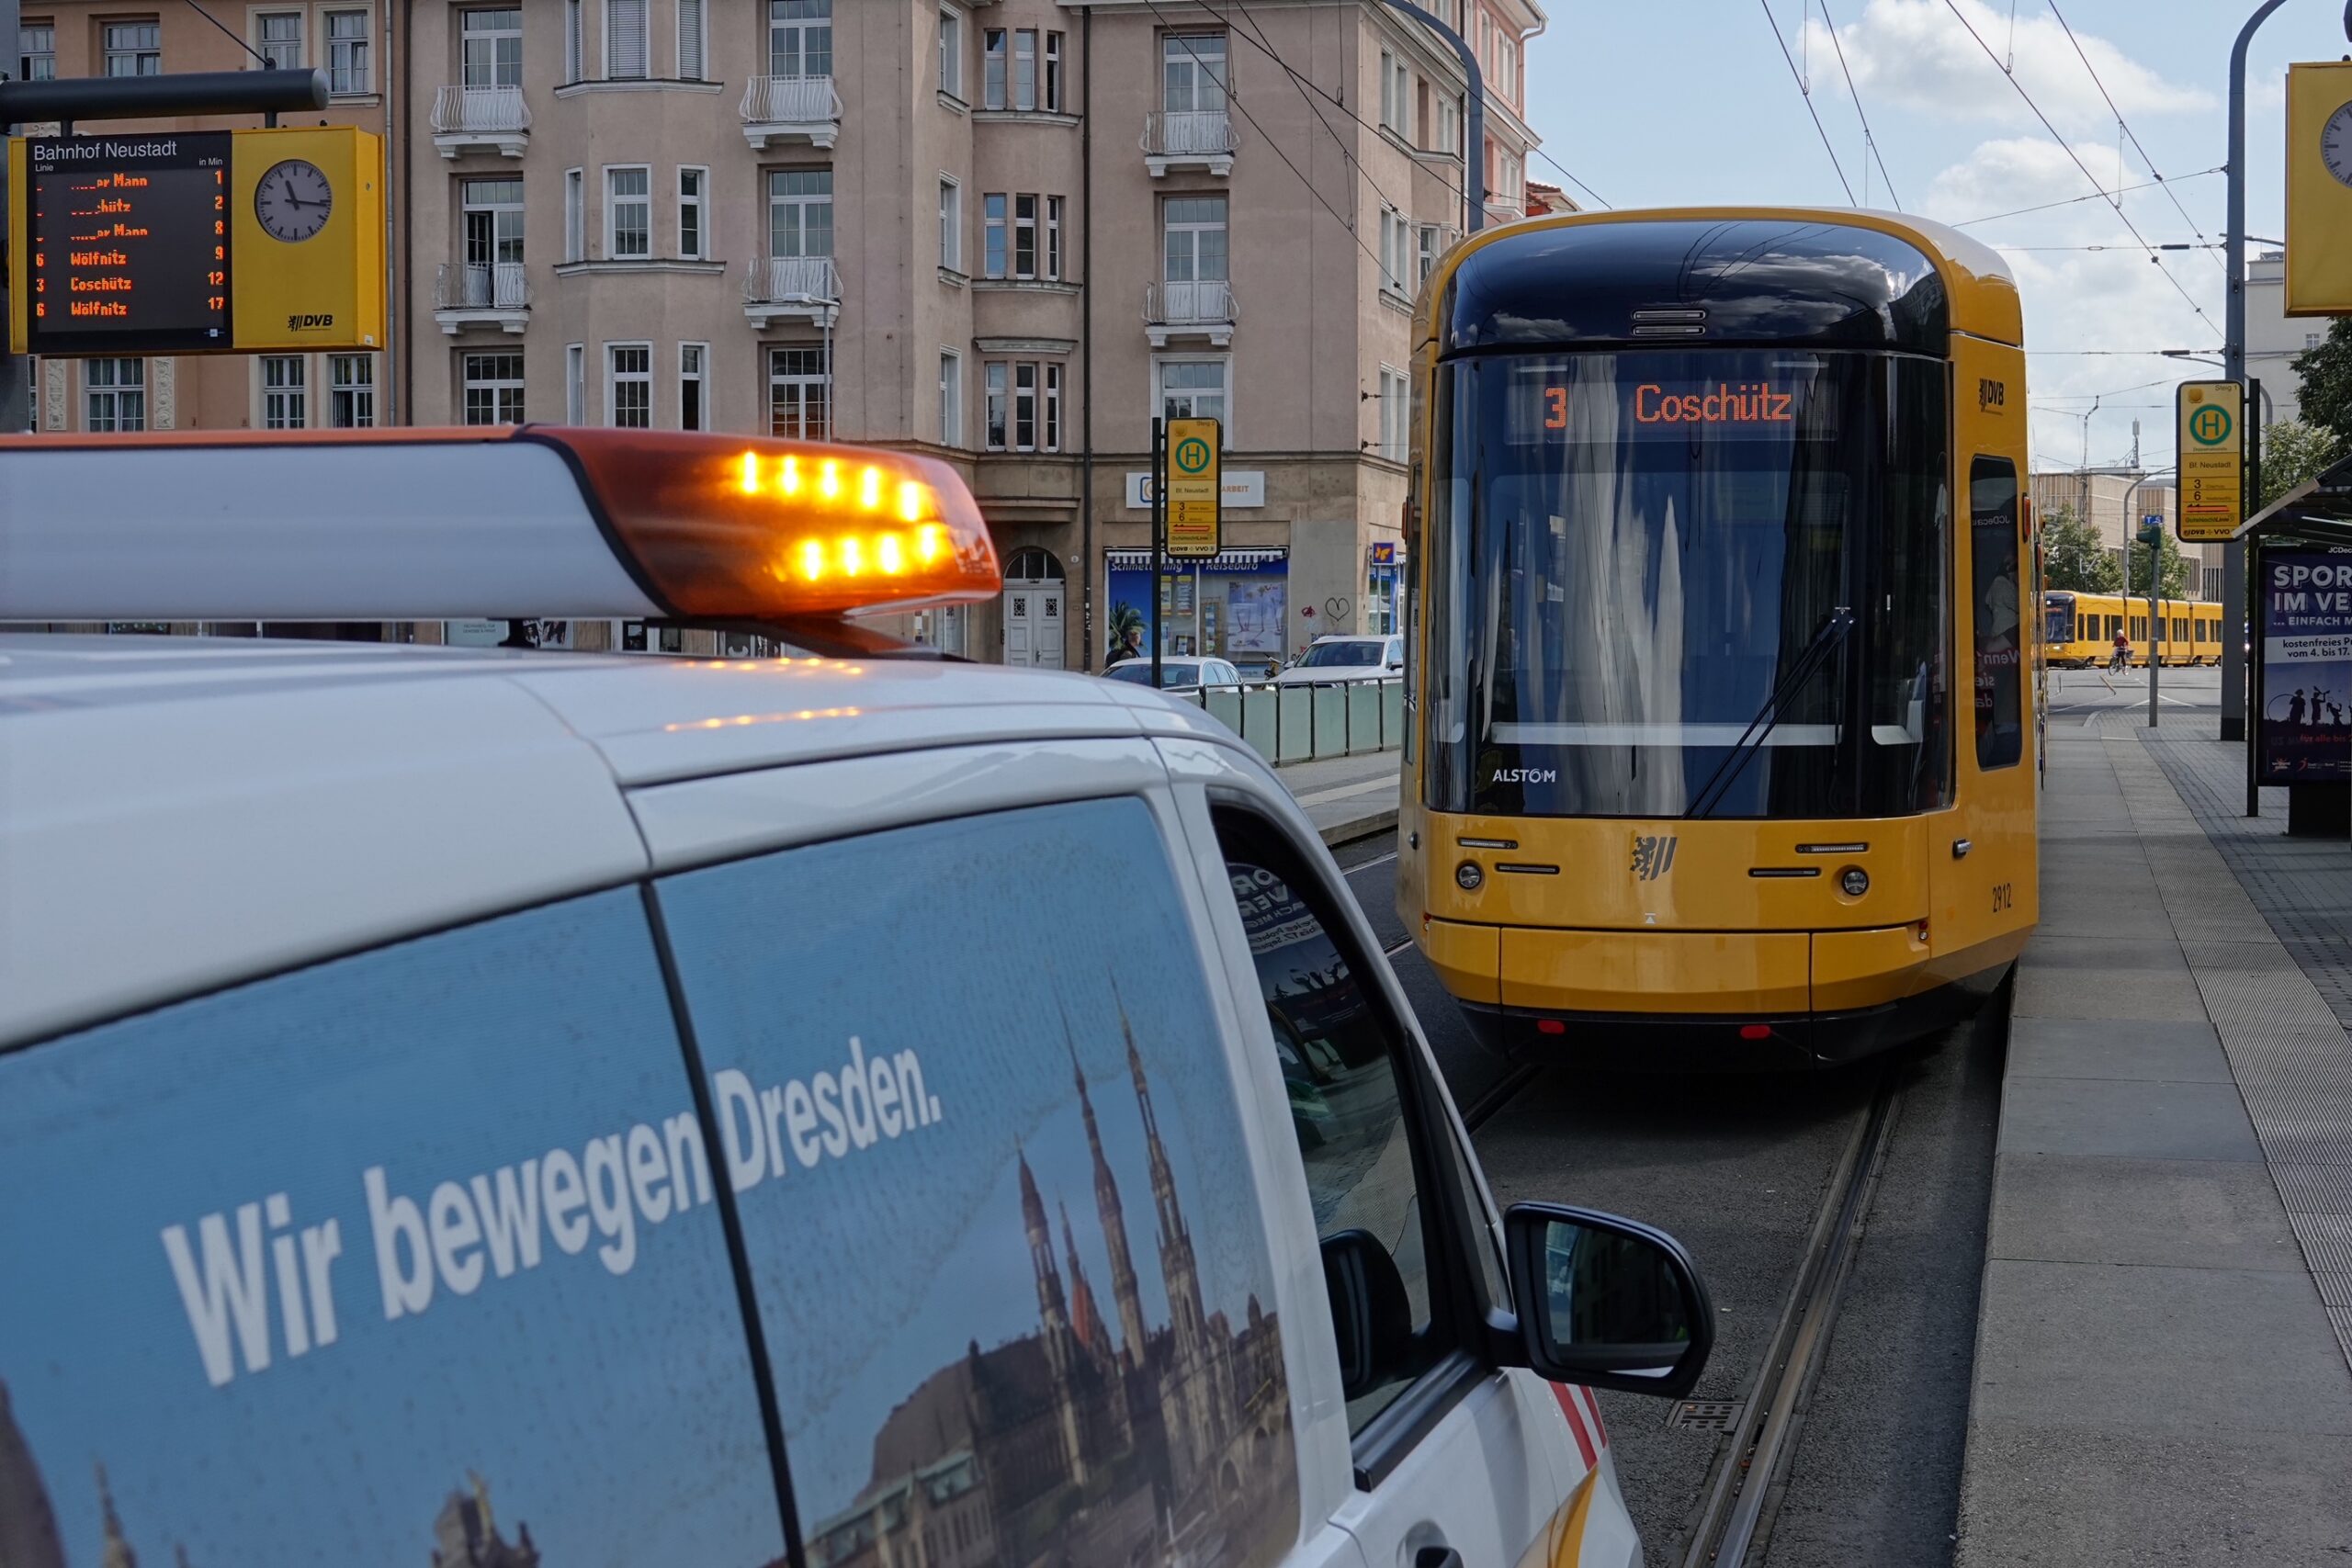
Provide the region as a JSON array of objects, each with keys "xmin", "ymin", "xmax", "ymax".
[{"xmin": 1683, "ymin": 606, "xmax": 1854, "ymax": 820}]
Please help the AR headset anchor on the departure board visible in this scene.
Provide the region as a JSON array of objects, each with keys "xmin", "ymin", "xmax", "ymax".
[{"xmin": 22, "ymin": 133, "xmax": 233, "ymax": 356}]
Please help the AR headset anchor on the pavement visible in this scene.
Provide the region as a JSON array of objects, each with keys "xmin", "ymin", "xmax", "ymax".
[
  {"xmin": 1274, "ymin": 748, "xmax": 1403, "ymax": 845},
  {"xmin": 1955, "ymin": 680, "xmax": 2352, "ymax": 1567}
]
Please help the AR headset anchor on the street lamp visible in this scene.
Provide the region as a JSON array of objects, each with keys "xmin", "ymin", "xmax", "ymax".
[
  {"xmin": 2162, "ymin": 349, "xmax": 2275, "ymax": 424},
  {"xmin": 2123, "ymin": 469, "xmax": 2177, "ymax": 728}
]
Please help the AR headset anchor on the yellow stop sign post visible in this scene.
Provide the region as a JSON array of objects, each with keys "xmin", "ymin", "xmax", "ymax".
[{"xmin": 2176, "ymin": 380, "xmax": 2244, "ymax": 545}]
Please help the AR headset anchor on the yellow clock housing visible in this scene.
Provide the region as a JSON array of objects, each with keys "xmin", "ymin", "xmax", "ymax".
[{"xmin": 230, "ymin": 126, "xmax": 383, "ymax": 352}]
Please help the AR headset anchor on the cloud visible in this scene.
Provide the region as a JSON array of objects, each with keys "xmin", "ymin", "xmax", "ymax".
[
  {"xmin": 1919, "ymin": 135, "xmax": 2100, "ymax": 224},
  {"xmin": 1797, "ymin": 0, "xmax": 2214, "ymax": 135}
]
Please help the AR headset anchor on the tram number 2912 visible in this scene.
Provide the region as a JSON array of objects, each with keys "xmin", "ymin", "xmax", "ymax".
[{"xmin": 1991, "ymin": 882, "xmax": 2015, "ymax": 914}]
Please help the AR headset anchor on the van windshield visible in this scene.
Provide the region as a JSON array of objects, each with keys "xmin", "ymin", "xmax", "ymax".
[{"xmin": 1297, "ymin": 642, "xmax": 1384, "ymax": 668}]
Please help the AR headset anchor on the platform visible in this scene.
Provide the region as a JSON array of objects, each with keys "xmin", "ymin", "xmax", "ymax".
[{"xmin": 1956, "ymin": 722, "xmax": 2352, "ymax": 1566}]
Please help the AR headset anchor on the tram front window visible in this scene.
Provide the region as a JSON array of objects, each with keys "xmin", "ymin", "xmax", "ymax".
[
  {"xmin": 1426, "ymin": 350, "xmax": 1952, "ymax": 819},
  {"xmin": 2044, "ymin": 598, "xmax": 2075, "ymax": 643}
]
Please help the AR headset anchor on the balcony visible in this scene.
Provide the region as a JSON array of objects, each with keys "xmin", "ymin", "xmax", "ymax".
[
  {"xmin": 744, "ymin": 255, "xmax": 841, "ymax": 329},
  {"xmin": 434, "ymin": 262, "xmax": 530, "ymax": 333},
  {"xmin": 1144, "ymin": 279, "xmax": 1235, "ymax": 348},
  {"xmin": 741, "ymin": 75, "xmax": 842, "ymax": 151},
  {"xmin": 1142, "ymin": 109, "xmax": 1237, "ymax": 177},
  {"xmin": 429, "ymin": 85, "xmax": 530, "ymax": 159}
]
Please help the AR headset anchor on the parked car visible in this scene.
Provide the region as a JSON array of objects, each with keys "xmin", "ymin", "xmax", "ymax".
[
  {"xmin": 1102, "ymin": 656, "xmax": 1246, "ymax": 691},
  {"xmin": 1275, "ymin": 633, "xmax": 1405, "ymax": 685}
]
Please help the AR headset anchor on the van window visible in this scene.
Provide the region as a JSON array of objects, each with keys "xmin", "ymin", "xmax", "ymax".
[
  {"xmin": 0, "ymin": 891, "xmax": 787, "ymax": 1568},
  {"xmin": 1970, "ymin": 456, "xmax": 2023, "ymax": 769},
  {"xmin": 653, "ymin": 796, "xmax": 1301, "ymax": 1567}
]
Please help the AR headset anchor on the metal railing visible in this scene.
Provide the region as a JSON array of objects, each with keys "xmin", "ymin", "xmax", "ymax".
[
  {"xmin": 1142, "ymin": 108, "xmax": 1238, "ymax": 156},
  {"xmin": 430, "ymin": 84, "xmax": 529, "ymax": 134},
  {"xmin": 1166, "ymin": 676, "xmax": 1406, "ymax": 764},
  {"xmin": 741, "ymin": 73, "xmax": 842, "ymax": 125},
  {"xmin": 434, "ymin": 260, "xmax": 529, "ymax": 312},
  {"xmin": 745, "ymin": 254, "xmax": 841, "ymax": 305},
  {"xmin": 1144, "ymin": 278, "xmax": 1237, "ymax": 328}
]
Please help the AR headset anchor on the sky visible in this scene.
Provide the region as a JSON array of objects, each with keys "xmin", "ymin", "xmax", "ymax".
[{"xmin": 1518, "ymin": 0, "xmax": 2352, "ymax": 475}]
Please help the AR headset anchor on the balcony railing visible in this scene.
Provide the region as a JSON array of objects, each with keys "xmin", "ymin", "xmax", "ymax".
[
  {"xmin": 429, "ymin": 85, "xmax": 530, "ymax": 158},
  {"xmin": 433, "ymin": 262, "xmax": 530, "ymax": 333},
  {"xmin": 1142, "ymin": 109, "xmax": 1237, "ymax": 176},
  {"xmin": 741, "ymin": 74, "xmax": 842, "ymax": 151},
  {"xmin": 1144, "ymin": 279, "xmax": 1236, "ymax": 347},
  {"xmin": 743, "ymin": 254, "xmax": 842, "ymax": 328}
]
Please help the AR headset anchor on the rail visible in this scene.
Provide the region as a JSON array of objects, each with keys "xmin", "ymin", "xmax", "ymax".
[
  {"xmin": 745, "ymin": 254, "xmax": 841, "ymax": 305},
  {"xmin": 430, "ymin": 84, "xmax": 529, "ymax": 134},
  {"xmin": 1141, "ymin": 108, "xmax": 1238, "ymax": 157},
  {"xmin": 433, "ymin": 261, "xmax": 530, "ymax": 312},
  {"xmin": 740, "ymin": 73, "xmax": 842, "ymax": 126},
  {"xmin": 1160, "ymin": 676, "xmax": 1404, "ymax": 764}
]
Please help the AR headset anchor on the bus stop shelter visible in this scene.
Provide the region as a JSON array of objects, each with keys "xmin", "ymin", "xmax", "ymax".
[{"xmin": 2232, "ymin": 456, "xmax": 2352, "ymax": 833}]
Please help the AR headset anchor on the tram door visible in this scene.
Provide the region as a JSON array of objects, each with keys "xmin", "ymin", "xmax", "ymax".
[{"xmin": 1933, "ymin": 338, "xmax": 2039, "ymax": 965}]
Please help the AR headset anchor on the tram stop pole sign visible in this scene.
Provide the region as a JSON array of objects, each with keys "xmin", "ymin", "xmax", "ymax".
[
  {"xmin": 2175, "ymin": 380, "xmax": 2244, "ymax": 544},
  {"xmin": 1164, "ymin": 417, "xmax": 1222, "ymax": 558}
]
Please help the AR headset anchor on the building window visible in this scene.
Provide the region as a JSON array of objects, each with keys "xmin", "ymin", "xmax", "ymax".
[
  {"xmin": 679, "ymin": 343, "xmax": 707, "ymax": 430},
  {"xmin": 938, "ymin": 6, "xmax": 962, "ymax": 97},
  {"xmin": 1045, "ymin": 31, "xmax": 1064, "ymax": 110},
  {"xmin": 1163, "ymin": 194, "xmax": 1228, "ymax": 288},
  {"xmin": 2307, "ymin": 333, "xmax": 2324, "ymax": 351},
  {"xmin": 677, "ymin": 0, "xmax": 706, "ymax": 79},
  {"xmin": 564, "ymin": 167, "xmax": 585, "ymax": 262},
  {"xmin": 1418, "ymin": 222, "xmax": 1445, "ymax": 285},
  {"xmin": 1012, "ymin": 28, "xmax": 1036, "ymax": 109},
  {"xmin": 566, "ymin": 343, "xmax": 585, "ymax": 423},
  {"xmin": 85, "ymin": 358, "xmax": 145, "ymax": 431},
  {"xmin": 262, "ymin": 355, "xmax": 307, "ymax": 429},
  {"xmin": 1379, "ymin": 208, "xmax": 1409, "ymax": 294},
  {"xmin": 767, "ymin": 168, "xmax": 833, "ymax": 258},
  {"xmin": 982, "ymin": 192, "xmax": 1007, "ymax": 277},
  {"xmin": 1045, "ymin": 362, "xmax": 1063, "ymax": 450},
  {"xmin": 1046, "ymin": 195, "xmax": 1064, "ymax": 279},
  {"xmin": 18, "ymin": 23, "xmax": 56, "ymax": 82},
  {"xmin": 462, "ymin": 352, "xmax": 525, "ymax": 424},
  {"xmin": 984, "ymin": 361, "xmax": 1008, "ymax": 448},
  {"xmin": 982, "ymin": 28, "xmax": 1006, "ymax": 108},
  {"xmin": 938, "ymin": 178, "xmax": 961, "ymax": 270},
  {"xmin": 1013, "ymin": 194, "xmax": 1038, "ymax": 278},
  {"xmin": 256, "ymin": 12, "xmax": 303, "ymax": 69},
  {"xmin": 605, "ymin": 0, "xmax": 648, "ymax": 77},
  {"xmin": 605, "ymin": 165, "xmax": 650, "ymax": 258},
  {"xmin": 939, "ymin": 350, "xmax": 961, "ymax": 446},
  {"xmin": 565, "ymin": 0, "xmax": 582, "ymax": 79},
  {"xmin": 606, "ymin": 343, "xmax": 652, "ymax": 428},
  {"xmin": 329, "ymin": 354, "xmax": 376, "ymax": 427},
  {"xmin": 1378, "ymin": 365, "xmax": 1408, "ymax": 460},
  {"xmin": 1379, "ymin": 49, "xmax": 1403, "ymax": 133},
  {"xmin": 678, "ymin": 166, "xmax": 708, "ymax": 259},
  {"xmin": 1435, "ymin": 92, "xmax": 1459, "ymax": 153},
  {"xmin": 1013, "ymin": 362, "xmax": 1038, "ymax": 448},
  {"xmin": 768, "ymin": 345, "xmax": 831, "ymax": 439},
  {"xmin": 1156, "ymin": 356, "xmax": 1229, "ymax": 425},
  {"xmin": 324, "ymin": 10, "xmax": 372, "ymax": 93},
  {"xmin": 460, "ymin": 177, "xmax": 525, "ymax": 299},
  {"xmin": 104, "ymin": 21, "xmax": 162, "ymax": 75},
  {"xmin": 981, "ymin": 361, "xmax": 1063, "ymax": 452},
  {"xmin": 769, "ymin": 0, "xmax": 831, "ymax": 77},
  {"xmin": 1162, "ymin": 32, "xmax": 1227, "ymax": 112}
]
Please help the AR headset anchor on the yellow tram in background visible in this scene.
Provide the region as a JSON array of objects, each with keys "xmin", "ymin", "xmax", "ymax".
[
  {"xmin": 1397, "ymin": 209, "xmax": 2040, "ymax": 1066},
  {"xmin": 2043, "ymin": 591, "xmax": 2225, "ymax": 668}
]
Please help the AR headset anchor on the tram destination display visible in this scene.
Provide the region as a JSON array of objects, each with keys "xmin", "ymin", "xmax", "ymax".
[{"xmin": 18, "ymin": 133, "xmax": 233, "ymax": 356}]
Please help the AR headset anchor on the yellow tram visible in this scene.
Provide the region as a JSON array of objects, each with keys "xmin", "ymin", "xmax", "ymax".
[
  {"xmin": 2043, "ymin": 591, "xmax": 2224, "ymax": 668},
  {"xmin": 1396, "ymin": 210, "xmax": 2040, "ymax": 1066}
]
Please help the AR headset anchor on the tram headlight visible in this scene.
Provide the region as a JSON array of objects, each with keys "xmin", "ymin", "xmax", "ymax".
[
  {"xmin": 1840, "ymin": 867, "xmax": 1870, "ymax": 898},
  {"xmin": 1455, "ymin": 861, "xmax": 1485, "ymax": 892}
]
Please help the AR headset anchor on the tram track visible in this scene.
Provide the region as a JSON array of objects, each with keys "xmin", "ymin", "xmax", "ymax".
[{"xmin": 1678, "ymin": 1069, "xmax": 1903, "ymax": 1568}]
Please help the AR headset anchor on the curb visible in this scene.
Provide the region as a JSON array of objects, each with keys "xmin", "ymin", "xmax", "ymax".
[{"xmin": 1318, "ymin": 807, "xmax": 1397, "ymax": 848}]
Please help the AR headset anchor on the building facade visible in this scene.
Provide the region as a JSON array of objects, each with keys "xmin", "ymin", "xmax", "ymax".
[
  {"xmin": 14, "ymin": 3, "xmax": 390, "ymax": 437},
  {"xmin": 2029, "ymin": 470, "xmax": 2223, "ymax": 601},
  {"xmin": 395, "ymin": 0, "xmax": 1548, "ymax": 669},
  {"xmin": 2245, "ymin": 247, "xmax": 2312, "ymax": 425}
]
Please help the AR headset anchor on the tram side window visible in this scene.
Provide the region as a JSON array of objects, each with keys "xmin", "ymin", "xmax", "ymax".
[{"xmin": 1970, "ymin": 457, "xmax": 2023, "ymax": 770}]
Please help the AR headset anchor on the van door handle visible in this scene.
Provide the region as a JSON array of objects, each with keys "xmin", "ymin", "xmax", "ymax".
[
  {"xmin": 1414, "ymin": 1551, "xmax": 1464, "ymax": 1568},
  {"xmin": 1951, "ymin": 838, "xmax": 1973, "ymax": 859}
]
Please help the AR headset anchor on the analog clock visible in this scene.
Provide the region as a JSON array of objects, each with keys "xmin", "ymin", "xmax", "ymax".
[
  {"xmin": 254, "ymin": 159, "xmax": 334, "ymax": 243},
  {"xmin": 2324, "ymin": 102, "xmax": 2352, "ymax": 188}
]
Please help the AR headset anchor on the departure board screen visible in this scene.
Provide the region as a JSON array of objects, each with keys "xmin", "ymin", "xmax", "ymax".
[{"xmin": 23, "ymin": 133, "xmax": 233, "ymax": 355}]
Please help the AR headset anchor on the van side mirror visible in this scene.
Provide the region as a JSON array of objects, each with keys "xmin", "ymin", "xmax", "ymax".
[
  {"xmin": 1321, "ymin": 1229, "xmax": 1414, "ymax": 1402},
  {"xmin": 1502, "ymin": 1203, "xmax": 1713, "ymax": 1399}
]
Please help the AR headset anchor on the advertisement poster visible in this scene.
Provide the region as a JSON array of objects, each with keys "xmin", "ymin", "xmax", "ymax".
[
  {"xmin": 2258, "ymin": 549, "xmax": 2352, "ymax": 782},
  {"xmin": 1104, "ymin": 549, "xmax": 1288, "ymax": 668}
]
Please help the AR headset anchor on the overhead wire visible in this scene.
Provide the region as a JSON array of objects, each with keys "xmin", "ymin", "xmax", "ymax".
[
  {"xmin": 1760, "ymin": 0, "xmax": 1858, "ymax": 203},
  {"xmin": 1815, "ymin": 0, "xmax": 1902, "ymax": 209},
  {"xmin": 1939, "ymin": 0, "xmax": 2220, "ymax": 339},
  {"xmin": 2045, "ymin": 0, "xmax": 2226, "ymax": 275},
  {"xmin": 1951, "ymin": 167, "xmax": 2223, "ymax": 228}
]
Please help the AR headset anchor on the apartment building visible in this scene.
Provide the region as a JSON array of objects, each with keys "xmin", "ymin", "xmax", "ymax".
[
  {"xmin": 2245, "ymin": 248, "xmax": 2312, "ymax": 425},
  {"xmin": 2030, "ymin": 470, "xmax": 2224, "ymax": 602},
  {"xmin": 15, "ymin": 3, "xmax": 390, "ymax": 436},
  {"xmin": 398, "ymin": 0, "xmax": 1548, "ymax": 669}
]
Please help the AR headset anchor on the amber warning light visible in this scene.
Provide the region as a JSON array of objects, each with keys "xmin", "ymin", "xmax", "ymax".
[{"xmin": 540, "ymin": 429, "xmax": 1002, "ymax": 617}]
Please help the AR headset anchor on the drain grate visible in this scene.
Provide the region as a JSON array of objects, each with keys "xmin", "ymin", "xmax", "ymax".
[{"xmin": 1666, "ymin": 1399, "xmax": 1744, "ymax": 1432}]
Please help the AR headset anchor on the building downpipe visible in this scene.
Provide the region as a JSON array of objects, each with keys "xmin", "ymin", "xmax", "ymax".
[{"xmin": 1079, "ymin": 5, "xmax": 1095, "ymax": 671}]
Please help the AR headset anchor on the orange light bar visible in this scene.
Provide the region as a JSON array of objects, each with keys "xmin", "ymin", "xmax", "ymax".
[{"xmin": 527, "ymin": 429, "xmax": 1001, "ymax": 618}]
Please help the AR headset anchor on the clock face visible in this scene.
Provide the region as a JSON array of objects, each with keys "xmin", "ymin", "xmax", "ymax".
[
  {"xmin": 254, "ymin": 159, "xmax": 334, "ymax": 243},
  {"xmin": 2324, "ymin": 103, "xmax": 2352, "ymax": 188}
]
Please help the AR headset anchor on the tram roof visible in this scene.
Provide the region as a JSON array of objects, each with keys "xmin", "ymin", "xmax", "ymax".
[{"xmin": 1428, "ymin": 208, "xmax": 2020, "ymax": 359}]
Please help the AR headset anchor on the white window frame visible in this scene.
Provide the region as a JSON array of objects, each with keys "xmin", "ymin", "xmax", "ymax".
[
  {"xmin": 1046, "ymin": 195, "xmax": 1064, "ymax": 279},
  {"xmin": 606, "ymin": 341, "xmax": 653, "ymax": 429},
  {"xmin": 1044, "ymin": 30, "xmax": 1064, "ymax": 111},
  {"xmin": 939, "ymin": 6, "xmax": 963, "ymax": 97},
  {"xmin": 982, "ymin": 191, "xmax": 1007, "ymax": 278},
  {"xmin": 564, "ymin": 167, "xmax": 585, "ymax": 262},
  {"xmin": 566, "ymin": 343, "xmax": 586, "ymax": 423},
  {"xmin": 1379, "ymin": 207, "xmax": 1408, "ymax": 295},
  {"xmin": 462, "ymin": 7, "xmax": 524, "ymax": 89},
  {"xmin": 605, "ymin": 164, "xmax": 651, "ymax": 260},
  {"xmin": 1152, "ymin": 355, "xmax": 1230, "ymax": 430},
  {"xmin": 85, "ymin": 357, "xmax": 146, "ymax": 431},
  {"xmin": 1045, "ymin": 362, "xmax": 1063, "ymax": 451},
  {"xmin": 767, "ymin": 0, "xmax": 832, "ymax": 79},
  {"xmin": 939, "ymin": 349, "xmax": 962, "ymax": 446},
  {"xmin": 1012, "ymin": 28, "xmax": 1036, "ymax": 109},
  {"xmin": 678, "ymin": 165, "xmax": 709, "ymax": 259},
  {"xmin": 983, "ymin": 361, "xmax": 1008, "ymax": 449},
  {"xmin": 676, "ymin": 0, "xmax": 707, "ymax": 79},
  {"xmin": 1378, "ymin": 365, "xmax": 1408, "ymax": 461},
  {"xmin": 254, "ymin": 10, "xmax": 304, "ymax": 71},
  {"xmin": 325, "ymin": 8, "xmax": 372, "ymax": 95},
  {"xmin": 1012, "ymin": 360, "xmax": 1039, "ymax": 449},
  {"xmin": 261, "ymin": 354, "xmax": 308, "ymax": 429},
  {"xmin": 461, "ymin": 351, "xmax": 526, "ymax": 426},
  {"xmin": 329, "ymin": 353, "xmax": 376, "ymax": 427},
  {"xmin": 1161, "ymin": 32, "xmax": 1227, "ymax": 113},
  {"xmin": 103, "ymin": 21, "xmax": 161, "ymax": 76},
  {"xmin": 1013, "ymin": 193, "xmax": 1038, "ymax": 280},
  {"xmin": 767, "ymin": 344, "xmax": 831, "ymax": 440},
  {"xmin": 1435, "ymin": 92, "xmax": 1459, "ymax": 154},
  {"xmin": 1379, "ymin": 49, "xmax": 1397, "ymax": 131},
  {"xmin": 565, "ymin": 0, "xmax": 582, "ymax": 80},
  {"xmin": 767, "ymin": 167, "xmax": 834, "ymax": 259},
  {"xmin": 938, "ymin": 176, "xmax": 962, "ymax": 271},
  {"xmin": 19, "ymin": 22, "xmax": 56, "ymax": 81},
  {"xmin": 1162, "ymin": 194, "xmax": 1228, "ymax": 284},
  {"xmin": 982, "ymin": 28, "xmax": 1006, "ymax": 109},
  {"xmin": 603, "ymin": 0, "xmax": 649, "ymax": 79},
  {"xmin": 678, "ymin": 342, "xmax": 709, "ymax": 431}
]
